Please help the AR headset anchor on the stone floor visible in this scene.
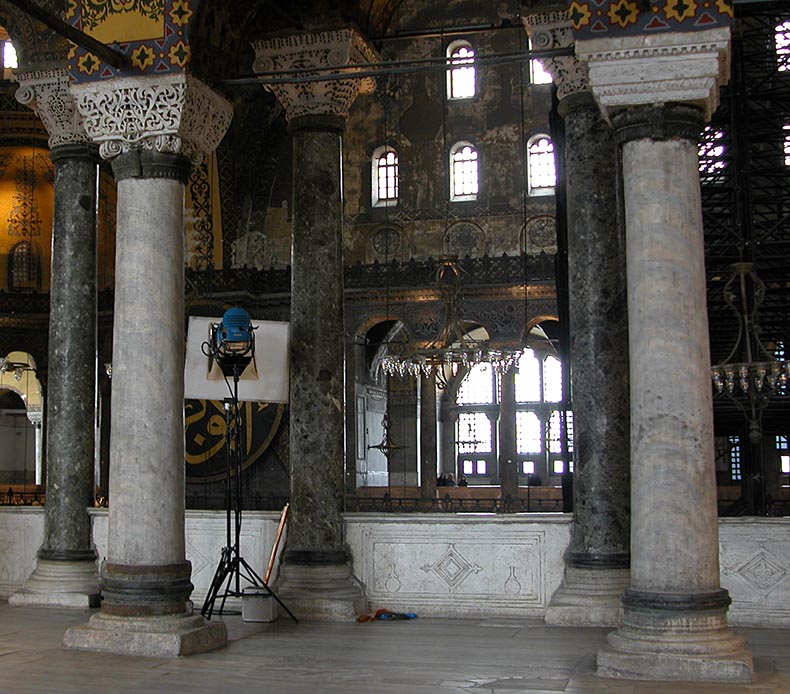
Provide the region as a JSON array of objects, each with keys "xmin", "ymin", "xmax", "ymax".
[{"xmin": 1, "ymin": 603, "xmax": 789, "ymax": 693}]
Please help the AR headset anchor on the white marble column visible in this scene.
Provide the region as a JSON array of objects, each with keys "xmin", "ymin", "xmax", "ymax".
[
  {"xmin": 10, "ymin": 69, "xmax": 101, "ymax": 609},
  {"xmin": 61, "ymin": 74, "xmax": 232, "ymax": 657},
  {"xmin": 253, "ymin": 29, "xmax": 377, "ymax": 620},
  {"xmin": 576, "ymin": 28, "xmax": 753, "ymax": 681}
]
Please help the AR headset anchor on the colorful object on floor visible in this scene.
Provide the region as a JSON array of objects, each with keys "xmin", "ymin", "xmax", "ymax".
[{"xmin": 356, "ymin": 608, "xmax": 418, "ymax": 623}]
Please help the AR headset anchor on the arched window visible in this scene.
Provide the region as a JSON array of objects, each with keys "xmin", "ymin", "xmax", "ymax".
[
  {"xmin": 8, "ymin": 240, "xmax": 41, "ymax": 292},
  {"xmin": 371, "ymin": 146, "xmax": 398, "ymax": 207},
  {"xmin": 446, "ymin": 40, "xmax": 476, "ymax": 100},
  {"xmin": 528, "ymin": 39, "xmax": 553, "ymax": 85},
  {"xmin": 450, "ymin": 141, "xmax": 478, "ymax": 201},
  {"xmin": 527, "ymin": 134, "xmax": 555, "ymax": 196},
  {"xmin": 784, "ymin": 124, "xmax": 790, "ymax": 166}
]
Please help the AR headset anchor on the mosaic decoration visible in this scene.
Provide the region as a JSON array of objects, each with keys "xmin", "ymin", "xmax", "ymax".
[
  {"xmin": 569, "ymin": 0, "xmax": 733, "ymax": 38},
  {"xmin": 185, "ymin": 154, "xmax": 222, "ymax": 271},
  {"xmin": 67, "ymin": 0, "xmax": 194, "ymax": 82},
  {"xmin": 7, "ymin": 154, "xmax": 43, "ymax": 238}
]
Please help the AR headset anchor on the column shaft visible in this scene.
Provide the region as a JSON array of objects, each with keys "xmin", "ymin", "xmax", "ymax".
[
  {"xmin": 42, "ymin": 144, "xmax": 99, "ymax": 560},
  {"xmin": 108, "ymin": 174, "xmax": 186, "ymax": 568},
  {"xmin": 562, "ymin": 93, "xmax": 630, "ymax": 566},
  {"xmin": 287, "ymin": 124, "xmax": 346, "ymax": 558},
  {"xmin": 622, "ymin": 133, "xmax": 719, "ymax": 592},
  {"xmin": 419, "ymin": 375, "xmax": 437, "ymax": 501}
]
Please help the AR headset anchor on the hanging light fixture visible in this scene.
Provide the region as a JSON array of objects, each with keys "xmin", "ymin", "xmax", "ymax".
[
  {"xmin": 379, "ymin": 257, "xmax": 522, "ymax": 385},
  {"xmin": 711, "ymin": 261, "xmax": 789, "ymax": 442}
]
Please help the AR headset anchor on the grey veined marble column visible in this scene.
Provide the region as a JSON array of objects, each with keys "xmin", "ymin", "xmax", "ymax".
[
  {"xmin": 523, "ymin": 7, "xmax": 630, "ymax": 627},
  {"xmin": 254, "ymin": 29, "xmax": 377, "ymax": 621},
  {"xmin": 594, "ymin": 103, "xmax": 752, "ymax": 682},
  {"xmin": 63, "ymin": 73, "xmax": 232, "ymax": 657},
  {"xmin": 10, "ymin": 143, "xmax": 101, "ymax": 609}
]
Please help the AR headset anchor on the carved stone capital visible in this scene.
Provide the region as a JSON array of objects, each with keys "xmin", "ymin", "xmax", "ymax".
[
  {"xmin": 575, "ymin": 26, "xmax": 730, "ymax": 121},
  {"xmin": 70, "ymin": 74, "xmax": 233, "ymax": 165},
  {"xmin": 252, "ymin": 28, "xmax": 379, "ymax": 121},
  {"xmin": 15, "ymin": 68, "xmax": 88, "ymax": 147},
  {"xmin": 522, "ymin": 9, "xmax": 590, "ymax": 100}
]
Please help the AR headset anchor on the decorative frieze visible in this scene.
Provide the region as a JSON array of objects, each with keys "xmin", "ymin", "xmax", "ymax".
[
  {"xmin": 522, "ymin": 10, "xmax": 590, "ymax": 100},
  {"xmin": 70, "ymin": 74, "xmax": 233, "ymax": 164},
  {"xmin": 252, "ymin": 29, "xmax": 379, "ymax": 121},
  {"xmin": 575, "ymin": 27, "xmax": 730, "ymax": 120},
  {"xmin": 15, "ymin": 68, "xmax": 87, "ymax": 148}
]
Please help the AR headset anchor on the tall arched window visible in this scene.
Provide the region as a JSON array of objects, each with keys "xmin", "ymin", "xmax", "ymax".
[
  {"xmin": 456, "ymin": 363, "xmax": 496, "ymax": 479},
  {"xmin": 446, "ymin": 40, "xmax": 476, "ymax": 99},
  {"xmin": 8, "ymin": 240, "xmax": 41, "ymax": 292},
  {"xmin": 527, "ymin": 134, "xmax": 556, "ymax": 196},
  {"xmin": 776, "ymin": 20, "xmax": 790, "ymax": 72},
  {"xmin": 450, "ymin": 141, "xmax": 479, "ymax": 201},
  {"xmin": 371, "ymin": 146, "xmax": 398, "ymax": 207}
]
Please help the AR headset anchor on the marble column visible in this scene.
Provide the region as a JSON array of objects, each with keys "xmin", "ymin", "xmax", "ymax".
[
  {"xmin": 11, "ymin": 70, "xmax": 101, "ymax": 608},
  {"xmin": 419, "ymin": 375, "xmax": 438, "ymax": 502},
  {"xmin": 254, "ymin": 30, "xmax": 377, "ymax": 620},
  {"xmin": 62, "ymin": 74, "xmax": 232, "ymax": 657},
  {"xmin": 498, "ymin": 369, "xmax": 518, "ymax": 504},
  {"xmin": 576, "ymin": 28, "xmax": 752, "ymax": 681},
  {"xmin": 523, "ymin": 6, "xmax": 630, "ymax": 625}
]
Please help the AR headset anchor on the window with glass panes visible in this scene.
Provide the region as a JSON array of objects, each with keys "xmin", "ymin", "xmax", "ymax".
[
  {"xmin": 372, "ymin": 146, "xmax": 398, "ymax": 206},
  {"xmin": 450, "ymin": 142, "xmax": 479, "ymax": 201},
  {"xmin": 456, "ymin": 363, "xmax": 497, "ymax": 478},
  {"xmin": 447, "ymin": 41, "xmax": 476, "ymax": 99},
  {"xmin": 453, "ymin": 348, "xmax": 570, "ymax": 484},
  {"xmin": 514, "ymin": 348, "xmax": 571, "ymax": 482}
]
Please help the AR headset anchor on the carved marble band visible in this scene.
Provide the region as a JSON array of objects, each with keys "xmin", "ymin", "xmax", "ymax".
[
  {"xmin": 567, "ymin": 551, "xmax": 631, "ymax": 569},
  {"xmin": 575, "ymin": 27, "xmax": 731, "ymax": 121},
  {"xmin": 15, "ymin": 68, "xmax": 89, "ymax": 147},
  {"xmin": 111, "ymin": 149, "xmax": 191, "ymax": 184},
  {"xmin": 611, "ymin": 103, "xmax": 704, "ymax": 145},
  {"xmin": 100, "ymin": 561, "xmax": 194, "ymax": 616},
  {"xmin": 70, "ymin": 74, "xmax": 233, "ymax": 166},
  {"xmin": 253, "ymin": 28, "xmax": 379, "ymax": 121},
  {"xmin": 622, "ymin": 588, "xmax": 732, "ymax": 613}
]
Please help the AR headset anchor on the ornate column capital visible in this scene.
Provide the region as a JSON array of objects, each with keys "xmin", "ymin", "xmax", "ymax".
[
  {"xmin": 252, "ymin": 28, "xmax": 379, "ymax": 122},
  {"xmin": 15, "ymin": 68, "xmax": 89, "ymax": 148},
  {"xmin": 522, "ymin": 8, "xmax": 590, "ymax": 100},
  {"xmin": 575, "ymin": 27, "xmax": 730, "ymax": 121},
  {"xmin": 70, "ymin": 74, "xmax": 233, "ymax": 165}
]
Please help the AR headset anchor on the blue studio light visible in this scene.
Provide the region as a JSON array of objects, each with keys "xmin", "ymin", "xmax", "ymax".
[{"xmin": 214, "ymin": 307, "xmax": 255, "ymax": 357}]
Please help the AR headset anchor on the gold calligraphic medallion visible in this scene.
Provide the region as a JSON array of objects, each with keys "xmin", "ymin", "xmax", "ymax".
[{"xmin": 185, "ymin": 399, "xmax": 284, "ymax": 482}]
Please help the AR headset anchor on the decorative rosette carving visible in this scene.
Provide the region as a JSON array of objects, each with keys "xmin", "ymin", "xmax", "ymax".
[
  {"xmin": 522, "ymin": 10, "xmax": 590, "ymax": 100},
  {"xmin": 253, "ymin": 29, "xmax": 379, "ymax": 121},
  {"xmin": 15, "ymin": 68, "xmax": 89, "ymax": 147},
  {"xmin": 70, "ymin": 74, "xmax": 233, "ymax": 164}
]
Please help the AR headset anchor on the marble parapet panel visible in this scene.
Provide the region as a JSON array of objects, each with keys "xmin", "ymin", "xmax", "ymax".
[{"xmin": 3, "ymin": 509, "xmax": 790, "ymax": 626}]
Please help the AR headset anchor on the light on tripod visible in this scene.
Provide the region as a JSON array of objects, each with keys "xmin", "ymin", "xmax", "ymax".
[{"xmin": 212, "ymin": 307, "xmax": 256, "ymax": 361}]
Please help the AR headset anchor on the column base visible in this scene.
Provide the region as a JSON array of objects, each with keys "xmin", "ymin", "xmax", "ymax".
[
  {"xmin": 9, "ymin": 558, "xmax": 100, "ymax": 609},
  {"xmin": 544, "ymin": 566, "xmax": 629, "ymax": 627},
  {"xmin": 274, "ymin": 558, "xmax": 368, "ymax": 621},
  {"xmin": 597, "ymin": 598, "xmax": 753, "ymax": 682},
  {"xmin": 62, "ymin": 606, "xmax": 227, "ymax": 657}
]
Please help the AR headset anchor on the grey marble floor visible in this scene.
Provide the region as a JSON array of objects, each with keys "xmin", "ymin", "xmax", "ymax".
[{"xmin": 1, "ymin": 604, "xmax": 789, "ymax": 694}]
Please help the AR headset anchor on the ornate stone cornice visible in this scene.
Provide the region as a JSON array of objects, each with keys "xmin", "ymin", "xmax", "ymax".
[
  {"xmin": 252, "ymin": 29, "xmax": 379, "ymax": 121},
  {"xmin": 70, "ymin": 74, "xmax": 233, "ymax": 164},
  {"xmin": 522, "ymin": 9, "xmax": 590, "ymax": 100},
  {"xmin": 15, "ymin": 68, "xmax": 88, "ymax": 148},
  {"xmin": 574, "ymin": 26, "xmax": 730, "ymax": 121}
]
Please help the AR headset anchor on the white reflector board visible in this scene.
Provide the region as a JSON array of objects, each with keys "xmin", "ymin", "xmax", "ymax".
[{"xmin": 184, "ymin": 316, "xmax": 289, "ymax": 403}]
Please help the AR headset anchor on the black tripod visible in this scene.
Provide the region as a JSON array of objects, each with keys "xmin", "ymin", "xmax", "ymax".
[{"xmin": 200, "ymin": 356, "xmax": 296, "ymax": 622}]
